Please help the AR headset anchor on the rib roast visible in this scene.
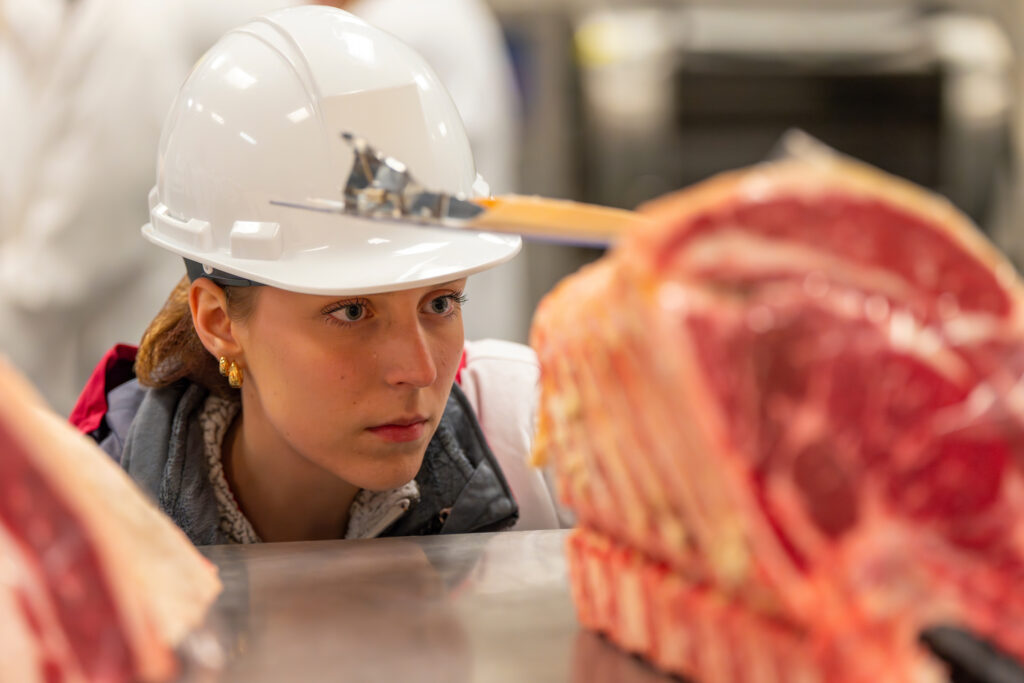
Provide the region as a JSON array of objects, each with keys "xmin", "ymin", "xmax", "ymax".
[
  {"xmin": 0, "ymin": 356, "xmax": 221, "ymax": 683},
  {"xmin": 531, "ymin": 147, "xmax": 1024, "ymax": 682}
]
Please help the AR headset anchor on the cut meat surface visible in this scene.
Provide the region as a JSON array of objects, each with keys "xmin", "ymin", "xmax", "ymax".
[
  {"xmin": 531, "ymin": 149, "xmax": 1024, "ymax": 682},
  {"xmin": 567, "ymin": 526, "xmax": 948, "ymax": 683},
  {"xmin": 0, "ymin": 356, "xmax": 221, "ymax": 683}
]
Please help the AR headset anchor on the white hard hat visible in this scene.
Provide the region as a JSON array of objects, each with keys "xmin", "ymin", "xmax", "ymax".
[{"xmin": 143, "ymin": 6, "xmax": 521, "ymax": 295}]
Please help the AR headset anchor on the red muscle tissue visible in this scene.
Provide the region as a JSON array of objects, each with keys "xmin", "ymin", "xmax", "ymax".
[
  {"xmin": 0, "ymin": 358, "xmax": 221, "ymax": 683},
  {"xmin": 532, "ymin": 148, "xmax": 1024, "ymax": 682}
]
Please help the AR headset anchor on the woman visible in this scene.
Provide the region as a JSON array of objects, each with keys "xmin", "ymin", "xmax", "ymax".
[{"xmin": 70, "ymin": 6, "xmax": 567, "ymax": 544}]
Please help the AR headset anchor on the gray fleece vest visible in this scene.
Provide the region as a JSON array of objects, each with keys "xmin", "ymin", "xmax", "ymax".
[{"xmin": 99, "ymin": 380, "xmax": 518, "ymax": 545}]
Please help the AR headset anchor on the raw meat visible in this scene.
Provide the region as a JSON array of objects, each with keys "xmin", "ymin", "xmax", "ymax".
[
  {"xmin": 532, "ymin": 148, "xmax": 1024, "ymax": 682},
  {"xmin": 0, "ymin": 356, "xmax": 221, "ymax": 683}
]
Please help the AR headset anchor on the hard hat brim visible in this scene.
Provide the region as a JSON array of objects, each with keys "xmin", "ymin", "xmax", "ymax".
[{"xmin": 141, "ymin": 219, "xmax": 522, "ymax": 296}]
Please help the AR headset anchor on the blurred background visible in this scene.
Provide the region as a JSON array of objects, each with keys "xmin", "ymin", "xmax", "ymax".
[
  {"xmin": 492, "ymin": 0, "xmax": 1024, "ymax": 342},
  {"xmin": 2, "ymin": 0, "xmax": 1023, "ymax": 413}
]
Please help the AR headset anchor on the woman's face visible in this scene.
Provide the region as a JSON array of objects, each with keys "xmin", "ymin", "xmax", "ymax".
[{"xmin": 232, "ymin": 279, "xmax": 468, "ymax": 491}]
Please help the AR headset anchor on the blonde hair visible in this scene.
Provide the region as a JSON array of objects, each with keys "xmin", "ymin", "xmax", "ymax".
[{"xmin": 135, "ymin": 275, "xmax": 259, "ymax": 396}]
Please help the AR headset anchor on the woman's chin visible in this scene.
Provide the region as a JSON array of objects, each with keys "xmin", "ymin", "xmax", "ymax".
[{"xmin": 343, "ymin": 458, "xmax": 425, "ymax": 492}]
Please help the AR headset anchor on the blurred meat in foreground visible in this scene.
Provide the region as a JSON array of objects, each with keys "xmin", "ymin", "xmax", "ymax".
[
  {"xmin": 531, "ymin": 146, "xmax": 1024, "ymax": 682},
  {"xmin": 0, "ymin": 357, "xmax": 221, "ymax": 683}
]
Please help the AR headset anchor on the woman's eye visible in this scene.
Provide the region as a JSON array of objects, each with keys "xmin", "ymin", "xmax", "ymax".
[
  {"xmin": 426, "ymin": 292, "xmax": 466, "ymax": 316},
  {"xmin": 430, "ymin": 296, "xmax": 454, "ymax": 315},
  {"xmin": 332, "ymin": 303, "xmax": 366, "ymax": 322}
]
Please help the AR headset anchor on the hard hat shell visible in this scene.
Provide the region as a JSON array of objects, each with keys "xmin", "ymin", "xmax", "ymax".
[{"xmin": 143, "ymin": 6, "xmax": 520, "ymax": 295}]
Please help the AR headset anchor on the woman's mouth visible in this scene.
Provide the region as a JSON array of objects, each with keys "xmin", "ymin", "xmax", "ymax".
[{"xmin": 367, "ymin": 417, "xmax": 429, "ymax": 443}]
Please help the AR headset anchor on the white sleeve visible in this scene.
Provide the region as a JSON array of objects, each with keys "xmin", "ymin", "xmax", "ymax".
[
  {"xmin": 0, "ymin": 12, "xmax": 164, "ymax": 312},
  {"xmin": 458, "ymin": 339, "xmax": 574, "ymax": 530}
]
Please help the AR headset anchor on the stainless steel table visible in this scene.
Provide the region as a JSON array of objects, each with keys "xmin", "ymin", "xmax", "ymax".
[{"xmin": 180, "ymin": 529, "xmax": 674, "ymax": 683}]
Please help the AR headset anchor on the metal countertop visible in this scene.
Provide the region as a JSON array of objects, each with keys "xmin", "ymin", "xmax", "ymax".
[{"xmin": 180, "ymin": 529, "xmax": 672, "ymax": 683}]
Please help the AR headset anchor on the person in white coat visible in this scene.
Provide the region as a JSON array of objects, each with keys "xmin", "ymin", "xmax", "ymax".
[{"xmin": 0, "ymin": 0, "xmax": 300, "ymax": 416}]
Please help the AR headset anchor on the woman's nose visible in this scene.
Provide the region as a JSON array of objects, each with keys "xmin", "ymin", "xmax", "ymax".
[{"xmin": 382, "ymin": 321, "xmax": 438, "ymax": 388}]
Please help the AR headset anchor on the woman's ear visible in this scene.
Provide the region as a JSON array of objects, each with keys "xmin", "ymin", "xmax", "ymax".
[{"xmin": 189, "ymin": 279, "xmax": 242, "ymax": 360}]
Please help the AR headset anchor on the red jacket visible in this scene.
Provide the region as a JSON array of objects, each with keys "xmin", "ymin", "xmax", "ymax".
[{"xmin": 69, "ymin": 344, "xmax": 139, "ymax": 440}]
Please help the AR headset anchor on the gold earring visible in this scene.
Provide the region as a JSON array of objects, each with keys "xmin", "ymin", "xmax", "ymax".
[
  {"xmin": 227, "ymin": 361, "xmax": 243, "ymax": 389},
  {"xmin": 218, "ymin": 356, "xmax": 229, "ymax": 376}
]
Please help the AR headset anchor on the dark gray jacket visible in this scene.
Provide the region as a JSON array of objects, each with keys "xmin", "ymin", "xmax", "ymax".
[{"xmin": 99, "ymin": 380, "xmax": 518, "ymax": 545}]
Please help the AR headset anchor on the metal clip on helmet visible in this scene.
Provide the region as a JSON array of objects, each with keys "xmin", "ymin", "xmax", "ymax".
[{"xmin": 143, "ymin": 6, "xmax": 521, "ymax": 295}]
